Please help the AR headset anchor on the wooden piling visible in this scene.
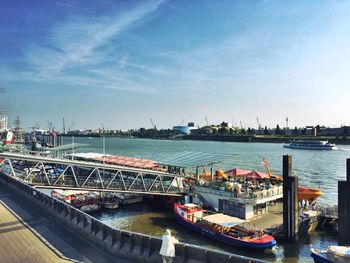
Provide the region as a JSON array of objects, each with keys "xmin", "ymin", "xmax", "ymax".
[
  {"xmin": 283, "ymin": 155, "xmax": 299, "ymax": 242},
  {"xmin": 338, "ymin": 158, "xmax": 350, "ymax": 246}
]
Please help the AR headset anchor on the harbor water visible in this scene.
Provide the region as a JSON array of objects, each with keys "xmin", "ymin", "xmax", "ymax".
[{"xmin": 67, "ymin": 137, "xmax": 349, "ymax": 262}]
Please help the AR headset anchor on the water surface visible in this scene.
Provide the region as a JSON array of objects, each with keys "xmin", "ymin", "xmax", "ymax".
[{"xmin": 67, "ymin": 137, "xmax": 348, "ymax": 262}]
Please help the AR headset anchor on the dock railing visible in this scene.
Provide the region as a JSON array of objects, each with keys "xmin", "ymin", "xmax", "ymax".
[
  {"xmin": 0, "ymin": 172, "xmax": 267, "ymax": 263},
  {"xmin": 193, "ymin": 185, "xmax": 283, "ymax": 204},
  {"xmin": 318, "ymin": 204, "xmax": 338, "ymax": 219}
]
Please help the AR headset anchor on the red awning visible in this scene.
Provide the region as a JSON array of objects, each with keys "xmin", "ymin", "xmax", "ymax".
[
  {"xmin": 244, "ymin": 170, "xmax": 269, "ymax": 179},
  {"xmin": 225, "ymin": 168, "xmax": 252, "ymax": 177}
]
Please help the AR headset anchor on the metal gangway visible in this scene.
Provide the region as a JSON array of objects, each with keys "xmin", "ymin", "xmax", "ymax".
[{"xmin": 0, "ymin": 152, "xmax": 184, "ymax": 196}]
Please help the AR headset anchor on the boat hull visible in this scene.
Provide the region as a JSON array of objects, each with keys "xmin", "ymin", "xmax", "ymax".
[
  {"xmin": 310, "ymin": 249, "xmax": 333, "ymax": 263},
  {"xmin": 119, "ymin": 196, "xmax": 143, "ymax": 205},
  {"xmin": 103, "ymin": 202, "xmax": 119, "ymax": 210},
  {"xmin": 80, "ymin": 203, "xmax": 101, "ymax": 213},
  {"xmin": 174, "ymin": 206, "xmax": 276, "ymax": 249},
  {"xmin": 283, "ymin": 145, "xmax": 337, "ymax": 150}
]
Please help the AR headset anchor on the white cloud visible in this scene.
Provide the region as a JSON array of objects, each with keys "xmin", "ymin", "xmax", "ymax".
[{"xmin": 23, "ymin": 0, "xmax": 165, "ymax": 92}]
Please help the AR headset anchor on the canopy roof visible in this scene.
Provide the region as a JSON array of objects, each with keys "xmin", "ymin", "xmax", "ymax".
[
  {"xmin": 225, "ymin": 168, "xmax": 252, "ymax": 177},
  {"xmin": 245, "ymin": 170, "xmax": 269, "ymax": 179},
  {"xmin": 53, "ymin": 189, "xmax": 90, "ymax": 196},
  {"xmin": 202, "ymin": 213, "xmax": 244, "ymax": 227},
  {"xmin": 158, "ymin": 151, "xmax": 233, "ymax": 168},
  {"xmin": 67, "ymin": 152, "xmax": 159, "ymax": 169}
]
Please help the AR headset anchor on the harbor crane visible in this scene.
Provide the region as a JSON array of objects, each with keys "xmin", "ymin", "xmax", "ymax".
[
  {"xmin": 47, "ymin": 121, "xmax": 55, "ymax": 132},
  {"xmin": 256, "ymin": 117, "xmax": 261, "ymax": 133},
  {"xmin": 179, "ymin": 118, "xmax": 185, "ymax": 126},
  {"xmin": 62, "ymin": 118, "xmax": 66, "ymax": 134},
  {"xmin": 68, "ymin": 121, "xmax": 75, "ymax": 132},
  {"xmin": 150, "ymin": 119, "xmax": 156, "ymax": 130}
]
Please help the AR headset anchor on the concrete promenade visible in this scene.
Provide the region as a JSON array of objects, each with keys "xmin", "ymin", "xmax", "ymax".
[
  {"xmin": 0, "ymin": 201, "xmax": 74, "ymax": 263},
  {"xmin": 0, "ymin": 184, "xmax": 131, "ymax": 263}
]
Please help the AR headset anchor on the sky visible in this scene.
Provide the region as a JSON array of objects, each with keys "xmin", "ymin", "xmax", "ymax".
[{"xmin": 0, "ymin": 0, "xmax": 350, "ymax": 131}]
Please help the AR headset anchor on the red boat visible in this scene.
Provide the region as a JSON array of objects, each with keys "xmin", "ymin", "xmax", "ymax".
[{"xmin": 174, "ymin": 203, "xmax": 276, "ymax": 249}]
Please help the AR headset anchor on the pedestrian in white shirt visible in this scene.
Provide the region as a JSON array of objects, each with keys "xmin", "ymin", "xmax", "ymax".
[{"xmin": 159, "ymin": 229, "xmax": 179, "ymax": 263}]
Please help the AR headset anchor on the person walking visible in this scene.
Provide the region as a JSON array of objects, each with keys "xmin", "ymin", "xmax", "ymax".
[{"xmin": 159, "ymin": 229, "xmax": 179, "ymax": 263}]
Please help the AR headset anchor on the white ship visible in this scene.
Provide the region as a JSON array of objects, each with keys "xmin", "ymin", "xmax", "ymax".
[{"xmin": 283, "ymin": 140, "xmax": 337, "ymax": 150}]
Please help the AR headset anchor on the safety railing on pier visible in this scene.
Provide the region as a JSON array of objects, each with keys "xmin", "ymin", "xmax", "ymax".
[
  {"xmin": 192, "ymin": 185, "xmax": 283, "ymax": 204},
  {"xmin": 318, "ymin": 204, "xmax": 338, "ymax": 219},
  {"xmin": 0, "ymin": 152, "xmax": 184, "ymax": 196}
]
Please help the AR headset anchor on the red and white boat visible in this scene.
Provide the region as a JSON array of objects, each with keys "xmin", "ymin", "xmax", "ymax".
[
  {"xmin": 51, "ymin": 190, "xmax": 101, "ymax": 213},
  {"xmin": 174, "ymin": 203, "xmax": 276, "ymax": 249}
]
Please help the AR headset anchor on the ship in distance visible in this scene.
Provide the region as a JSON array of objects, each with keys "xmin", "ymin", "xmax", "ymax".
[{"xmin": 283, "ymin": 140, "xmax": 337, "ymax": 150}]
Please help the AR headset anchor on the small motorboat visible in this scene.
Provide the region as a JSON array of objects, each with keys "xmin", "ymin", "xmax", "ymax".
[
  {"xmin": 100, "ymin": 193, "xmax": 120, "ymax": 210},
  {"xmin": 174, "ymin": 203, "xmax": 276, "ymax": 249},
  {"xmin": 311, "ymin": 246, "xmax": 350, "ymax": 262}
]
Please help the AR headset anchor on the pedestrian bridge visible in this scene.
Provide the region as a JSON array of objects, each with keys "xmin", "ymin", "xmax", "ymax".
[{"xmin": 0, "ymin": 152, "xmax": 184, "ymax": 196}]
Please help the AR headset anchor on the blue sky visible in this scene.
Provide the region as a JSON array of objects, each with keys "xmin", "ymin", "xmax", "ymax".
[{"xmin": 1, "ymin": 0, "xmax": 349, "ymax": 130}]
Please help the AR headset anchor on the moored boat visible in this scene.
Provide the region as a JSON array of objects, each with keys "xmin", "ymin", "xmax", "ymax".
[
  {"xmin": 283, "ymin": 140, "xmax": 337, "ymax": 150},
  {"xmin": 298, "ymin": 186, "xmax": 322, "ymax": 202},
  {"xmin": 101, "ymin": 195, "xmax": 120, "ymax": 210},
  {"xmin": 116, "ymin": 193, "xmax": 143, "ymax": 205},
  {"xmin": 51, "ymin": 190, "xmax": 102, "ymax": 213},
  {"xmin": 174, "ymin": 203, "xmax": 276, "ymax": 249},
  {"xmin": 102, "ymin": 200, "xmax": 119, "ymax": 210},
  {"xmin": 311, "ymin": 246, "xmax": 350, "ymax": 263}
]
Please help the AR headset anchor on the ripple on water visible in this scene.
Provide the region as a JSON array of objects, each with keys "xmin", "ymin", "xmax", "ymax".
[{"xmin": 70, "ymin": 137, "xmax": 344, "ymax": 262}]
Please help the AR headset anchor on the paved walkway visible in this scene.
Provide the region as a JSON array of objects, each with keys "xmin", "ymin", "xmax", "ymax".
[
  {"xmin": 0, "ymin": 182, "xmax": 131, "ymax": 263},
  {"xmin": 0, "ymin": 201, "xmax": 74, "ymax": 263}
]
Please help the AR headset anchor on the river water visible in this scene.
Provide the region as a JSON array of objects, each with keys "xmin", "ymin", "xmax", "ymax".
[{"xmin": 68, "ymin": 137, "xmax": 349, "ymax": 262}]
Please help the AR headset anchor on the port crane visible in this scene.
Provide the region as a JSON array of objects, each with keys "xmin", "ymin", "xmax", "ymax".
[
  {"xmin": 68, "ymin": 121, "xmax": 75, "ymax": 132},
  {"xmin": 62, "ymin": 118, "xmax": 66, "ymax": 134},
  {"xmin": 256, "ymin": 117, "xmax": 261, "ymax": 133},
  {"xmin": 47, "ymin": 121, "xmax": 55, "ymax": 132},
  {"xmin": 150, "ymin": 119, "xmax": 156, "ymax": 130}
]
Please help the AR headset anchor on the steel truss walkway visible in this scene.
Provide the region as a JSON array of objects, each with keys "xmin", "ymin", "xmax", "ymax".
[{"xmin": 0, "ymin": 153, "xmax": 184, "ymax": 196}]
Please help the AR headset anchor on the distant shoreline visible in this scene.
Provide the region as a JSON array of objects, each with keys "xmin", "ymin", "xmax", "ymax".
[
  {"xmin": 61, "ymin": 134, "xmax": 350, "ymax": 145},
  {"xmin": 183, "ymin": 135, "xmax": 350, "ymax": 145}
]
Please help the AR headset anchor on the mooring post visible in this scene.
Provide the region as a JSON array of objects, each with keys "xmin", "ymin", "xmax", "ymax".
[
  {"xmin": 283, "ymin": 155, "xmax": 299, "ymax": 242},
  {"xmin": 338, "ymin": 158, "xmax": 350, "ymax": 246}
]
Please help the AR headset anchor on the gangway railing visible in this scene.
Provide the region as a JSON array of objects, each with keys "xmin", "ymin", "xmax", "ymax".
[
  {"xmin": 0, "ymin": 152, "xmax": 184, "ymax": 196},
  {"xmin": 192, "ymin": 185, "xmax": 283, "ymax": 205}
]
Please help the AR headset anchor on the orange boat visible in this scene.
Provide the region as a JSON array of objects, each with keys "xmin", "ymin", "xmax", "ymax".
[
  {"xmin": 298, "ymin": 186, "xmax": 322, "ymax": 202},
  {"xmin": 262, "ymin": 158, "xmax": 322, "ymax": 202}
]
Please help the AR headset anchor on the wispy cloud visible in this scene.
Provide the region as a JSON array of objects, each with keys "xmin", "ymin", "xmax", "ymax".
[{"xmin": 24, "ymin": 0, "xmax": 164, "ymax": 91}]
